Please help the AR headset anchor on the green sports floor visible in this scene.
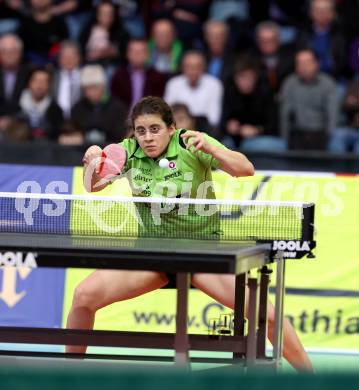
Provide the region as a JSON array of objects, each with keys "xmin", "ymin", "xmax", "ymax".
[{"xmin": 1, "ymin": 344, "xmax": 358, "ymax": 373}]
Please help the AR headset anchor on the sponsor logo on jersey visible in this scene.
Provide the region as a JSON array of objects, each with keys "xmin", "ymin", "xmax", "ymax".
[{"xmin": 168, "ymin": 161, "xmax": 176, "ymax": 170}]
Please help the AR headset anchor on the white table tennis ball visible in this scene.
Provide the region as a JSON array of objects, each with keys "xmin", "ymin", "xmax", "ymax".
[{"xmin": 159, "ymin": 158, "xmax": 169, "ymax": 168}]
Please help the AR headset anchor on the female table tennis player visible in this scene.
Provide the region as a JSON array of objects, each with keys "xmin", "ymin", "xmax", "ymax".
[{"xmin": 66, "ymin": 96, "xmax": 312, "ymax": 372}]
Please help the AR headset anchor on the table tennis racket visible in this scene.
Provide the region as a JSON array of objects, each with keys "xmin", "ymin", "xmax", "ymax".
[{"xmin": 98, "ymin": 144, "xmax": 127, "ymax": 179}]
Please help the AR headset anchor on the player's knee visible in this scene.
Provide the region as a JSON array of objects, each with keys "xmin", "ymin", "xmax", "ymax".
[{"xmin": 72, "ymin": 284, "xmax": 100, "ymax": 312}]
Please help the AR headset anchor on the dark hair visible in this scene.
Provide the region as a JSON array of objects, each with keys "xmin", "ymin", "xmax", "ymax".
[
  {"xmin": 131, "ymin": 96, "xmax": 174, "ymax": 128},
  {"xmin": 295, "ymin": 48, "xmax": 320, "ymax": 62},
  {"xmin": 3, "ymin": 118, "xmax": 30, "ymax": 142},
  {"xmin": 234, "ymin": 55, "xmax": 260, "ymax": 75},
  {"xmin": 171, "ymin": 103, "xmax": 193, "ymax": 117},
  {"xmin": 28, "ymin": 66, "xmax": 52, "ymax": 84},
  {"xmin": 96, "ymin": 0, "xmax": 120, "ymax": 37},
  {"xmin": 59, "ymin": 120, "xmax": 84, "ymax": 136},
  {"xmin": 126, "ymin": 37, "xmax": 148, "ymax": 50}
]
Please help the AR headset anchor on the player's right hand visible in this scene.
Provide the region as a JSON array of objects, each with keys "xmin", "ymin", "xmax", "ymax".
[{"xmin": 82, "ymin": 145, "xmax": 103, "ymax": 174}]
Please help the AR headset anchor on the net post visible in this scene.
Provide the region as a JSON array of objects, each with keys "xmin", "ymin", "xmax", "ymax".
[{"xmin": 301, "ymin": 203, "xmax": 315, "ymax": 241}]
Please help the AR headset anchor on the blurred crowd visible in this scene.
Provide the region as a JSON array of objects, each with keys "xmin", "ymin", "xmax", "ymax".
[{"xmin": 0, "ymin": 0, "xmax": 358, "ymax": 154}]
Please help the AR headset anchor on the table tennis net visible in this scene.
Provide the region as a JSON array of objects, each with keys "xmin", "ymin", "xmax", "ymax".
[{"xmin": 0, "ymin": 193, "xmax": 314, "ymax": 242}]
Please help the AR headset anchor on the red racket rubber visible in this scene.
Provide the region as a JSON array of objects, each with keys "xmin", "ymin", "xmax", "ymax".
[{"xmin": 98, "ymin": 144, "xmax": 127, "ymax": 179}]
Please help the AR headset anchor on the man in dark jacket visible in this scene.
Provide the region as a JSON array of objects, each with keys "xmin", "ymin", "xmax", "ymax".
[
  {"xmin": 296, "ymin": 0, "xmax": 347, "ymax": 78},
  {"xmin": 111, "ymin": 38, "xmax": 167, "ymax": 111},
  {"xmin": 0, "ymin": 34, "xmax": 29, "ymax": 118}
]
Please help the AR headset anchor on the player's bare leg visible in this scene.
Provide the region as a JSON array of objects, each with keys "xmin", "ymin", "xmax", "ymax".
[
  {"xmin": 192, "ymin": 273, "xmax": 313, "ymax": 372},
  {"xmin": 66, "ymin": 270, "xmax": 168, "ymax": 353}
]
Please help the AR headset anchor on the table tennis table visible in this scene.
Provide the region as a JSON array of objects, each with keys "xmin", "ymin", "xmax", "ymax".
[{"xmin": 0, "ymin": 193, "xmax": 316, "ymax": 370}]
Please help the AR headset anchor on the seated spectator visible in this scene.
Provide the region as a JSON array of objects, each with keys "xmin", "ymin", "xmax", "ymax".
[
  {"xmin": 329, "ymin": 81, "xmax": 359, "ymax": 154},
  {"xmin": 250, "ymin": 1, "xmax": 306, "ymax": 44},
  {"xmin": 1, "ymin": 118, "xmax": 31, "ymax": 142},
  {"xmin": 18, "ymin": 67, "xmax": 64, "ymax": 140},
  {"xmin": 0, "ymin": 34, "xmax": 29, "ymax": 119},
  {"xmin": 53, "ymin": 41, "xmax": 82, "ymax": 119},
  {"xmin": 58, "ymin": 119, "xmax": 85, "ymax": 146},
  {"xmin": 171, "ymin": 103, "xmax": 197, "ymax": 131},
  {"xmin": 164, "ymin": 50, "xmax": 223, "ymax": 129},
  {"xmin": 18, "ymin": 0, "xmax": 68, "ymax": 65},
  {"xmin": 111, "ymin": 39, "xmax": 167, "ymax": 111},
  {"xmin": 253, "ymin": 21, "xmax": 295, "ymax": 94},
  {"xmin": 150, "ymin": 0, "xmax": 209, "ymax": 48},
  {"xmin": 49, "ymin": 0, "xmax": 93, "ymax": 41},
  {"xmin": 203, "ymin": 20, "xmax": 235, "ymax": 82},
  {"xmin": 116, "ymin": 0, "xmax": 145, "ymax": 39},
  {"xmin": 221, "ymin": 56, "xmax": 284, "ymax": 151},
  {"xmin": 80, "ymin": 0, "xmax": 128, "ymax": 67},
  {"xmin": 296, "ymin": 0, "xmax": 347, "ymax": 78},
  {"xmin": 72, "ymin": 65, "xmax": 127, "ymax": 144},
  {"xmin": 147, "ymin": 19, "xmax": 183, "ymax": 75},
  {"xmin": 280, "ymin": 49, "xmax": 337, "ymax": 150}
]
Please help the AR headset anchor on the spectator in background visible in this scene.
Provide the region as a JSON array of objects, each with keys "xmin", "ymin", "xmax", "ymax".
[
  {"xmin": 18, "ymin": 67, "xmax": 63, "ymax": 140},
  {"xmin": 296, "ymin": 0, "xmax": 346, "ymax": 78},
  {"xmin": 164, "ymin": 51, "xmax": 223, "ymax": 130},
  {"xmin": 221, "ymin": 56, "xmax": 283, "ymax": 151},
  {"xmin": 250, "ymin": 0, "xmax": 306, "ymax": 44},
  {"xmin": 80, "ymin": 0, "xmax": 128, "ymax": 67},
  {"xmin": 172, "ymin": 103, "xmax": 197, "ymax": 131},
  {"xmin": 72, "ymin": 65, "xmax": 127, "ymax": 144},
  {"xmin": 18, "ymin": 0, "xmax": 68, "ymax": 65},
  {"xmin": 147, "ymin": 19, "xmax": 183, "ymax": 75},
  {"xmin": 203, "ymin": 20, "xmax": 235, "ymax": 82},
  {"xmin": 115, "ymin": 0, "xmax": 145, "ymax": 39},
  {"xmin": 329, "ymin": 81, "xmax": 359, "ymax": 154},
  {"xmin": 1, "ymin": 118, "xmax": 30, "ymax": 142},
  {"xmin": 207, "ymin": 1, "xmax": 253, "ymax": 55},
  {"xmin": 53, "ymin": 41, "xmax": 82, "ymax": 119},
  {"xmin": 58, "ymin": 119, "xmax": 84, "ymax": 145},
  {"xmin": 253, "ymin": 21, "xmax": 295, "ymax": 94},
  {"xmin": 111, "ymin": 39, "xmax": 167, "ymax": 111},
  {"xmin": 280, "ymin": 49, "xmax": 337, "ymax": 150},
  {"xmin": 49, "ymin": 0, "xmax": 93, "ymax": 41},
  {"xmin": 149, "ymin": 0, "xmax": 209, "ymax": 48},
  {"xmin": 0, "ymin": 34, "xmax": 29, "ymax": 121}
]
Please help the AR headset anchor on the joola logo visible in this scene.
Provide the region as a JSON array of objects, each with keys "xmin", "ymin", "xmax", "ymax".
[
  {"xmin": 0, "ymin": 252, "xmax": 38, "ymax": 267},
  {"xmin": 273, "ymin": 241, "xmax": 311, "ymax": 252}
]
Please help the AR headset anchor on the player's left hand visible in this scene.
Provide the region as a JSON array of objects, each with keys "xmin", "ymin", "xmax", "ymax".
[{"xmin": 181, "ymin": 130, "xmax": 214, "ymax": 154}]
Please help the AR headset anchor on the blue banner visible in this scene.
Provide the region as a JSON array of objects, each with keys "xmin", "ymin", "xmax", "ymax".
[{"xmin": 0, "ymin": 164, "xmax": 73, "ymax": 328}]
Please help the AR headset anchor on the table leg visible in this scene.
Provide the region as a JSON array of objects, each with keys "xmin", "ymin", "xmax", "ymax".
[
  {"xmin": 257, "ymin": 267, "xmax": 271, "ymax": 358},
  {"xmin": 246, "ymin": 276, "xmax": 259, "ymax": 366},
  {"xmin": 272, "ymin": 254, "xmax": 286, "ymax": 367},
  {"xmin": 174, "ymin": 272, "xmax": 190, "ymax": 366},
  {"xmin": 233, "ymin": 273, "xmax": 247, "ymax": 361}
]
